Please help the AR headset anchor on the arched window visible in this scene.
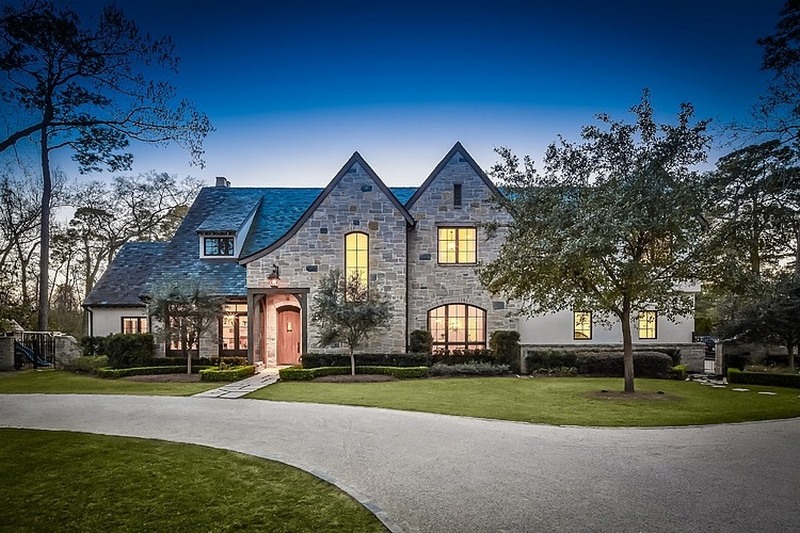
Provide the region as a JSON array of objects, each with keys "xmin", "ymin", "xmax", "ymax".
[
  {"xmin": 428, "ymin": 303, "xmax": 486, "ymax": 352},
  {"xmin": 344, "ymin": 232, "xmax": 368, "ymax": 287}
]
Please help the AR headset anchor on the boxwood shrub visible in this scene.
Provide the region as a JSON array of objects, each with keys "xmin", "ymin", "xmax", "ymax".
[
  {"xmin": 526, "ymin": 350, "xmax": 578, "ymax": 371},
  {"xmin": 279, "ymin": 365, "xmax": 428, "ymax": 381},
  {"xmin": 104, "ymin": 333, "xmax": 155, "ymax": 368},
  {"xmin": 577, "ymin": 351, "xmax": 673, "ymax": 378},
  {"xmin": 301, "ymin": 353, "xmax": 431, "ymax": 368},
  {"xmin": 409, "ymin": 330, "xmax": 433, "ymax": 353},
  {"xmin": 490, "ymin": 330, "xmax": 521, "ymax": 373},
  {"xmin": 431, "ymin": 348, "xmax": 496, "ymax": 365},
  {"xmin": 96, "ymin": 365, "xmax": 211, "ymax": 378},
  {"xmin": 199, "ymin": 365, "xmax": 256, "ymax": 382},
  {"xmin": 64, "ymin": 355, "xmax": 109, "ymax": 374},
  {"xmin": 429, "ymin": 362, "xmax": 510, "ymax": 376},
  {"xmin": 728, "ymin": 368, "xmax": 800, "ymax": 388}
]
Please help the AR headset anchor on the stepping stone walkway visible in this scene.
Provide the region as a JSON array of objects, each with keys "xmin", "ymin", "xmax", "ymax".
[
  {"xmin": 758, "ymin": 391, "xmax": 777, "ymax": 396},
  {"xmin": 193, "ymin": 370, "xmax": 279, "ymax": 399},
  {"xmin": 732, "ymin": 388, "xmax": 750, "ymax": 392}
]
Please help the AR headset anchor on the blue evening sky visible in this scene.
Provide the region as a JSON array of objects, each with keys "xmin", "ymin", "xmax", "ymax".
[{"xmin": 54, "ymin": 0, "xmax": 783, "ymax": 187}]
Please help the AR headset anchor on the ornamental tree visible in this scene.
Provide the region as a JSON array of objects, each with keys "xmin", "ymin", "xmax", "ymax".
[
  {"xmin": 480, "ymin": 92, "xmax": 712, "ymax": 392},
  {"xmin": 311, "ymin": 269, "xmax": 392, "ymax": 375}
]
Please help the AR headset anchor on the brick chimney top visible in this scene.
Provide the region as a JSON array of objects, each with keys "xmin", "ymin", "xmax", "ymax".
[{"xmin": 215, "ymin": 176, "xmax": 230, "ymax": 188}]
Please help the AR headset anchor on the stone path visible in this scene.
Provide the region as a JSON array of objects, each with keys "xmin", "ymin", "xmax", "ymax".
[
  {"xmin": 2, "ymin": 394, "xmax": 799, "ymax": 532},
  {"xmin": 193, "ymin": 369, "xmax": 278, "ymax": 398}
]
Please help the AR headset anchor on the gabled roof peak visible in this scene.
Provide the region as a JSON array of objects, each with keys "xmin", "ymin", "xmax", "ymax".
[{"xmin": 405, "ymin": 141, "xmax": 503, "ymax": 209}]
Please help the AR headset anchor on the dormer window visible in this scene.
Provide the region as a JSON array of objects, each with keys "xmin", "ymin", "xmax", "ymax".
[{"xmin": 202, "ymin": 235, "xmax": 234, "ymax": 257}]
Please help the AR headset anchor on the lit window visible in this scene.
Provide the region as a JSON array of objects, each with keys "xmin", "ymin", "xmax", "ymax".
[
  {"xmin": 203, "ymin": 236, "xmax": 234, "ymax": 256},
  {"xmin": 428, "ymin": 304, "xmax": 486, "ymax": 351},
  {"xmin": 167, "ymin": 315, "xmax": 198, "ymax": 353},
  {"xmin": 121, "ymin": 317, "xmax": 147, "ymax": 334},
  {"xmin": 220, "ymin": 303, "xmax": 248, "ymax": 353},
  {"xmin": 638, "ymin": 311, "xmax": 657, "ymax": 339},
  {"xmin": 573, "ymin": 312, "xmax": 592, "ymax": 340},
  {"xmin": 345, "ymin": 232, "xmax": 368, "ymax": 287},
  {"xmin": 438, "ymin": 227, "xmax": 476, "ymax": 264}
]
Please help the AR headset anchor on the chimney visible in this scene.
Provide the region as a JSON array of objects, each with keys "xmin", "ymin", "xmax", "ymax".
[{"xmin": 215, "ymin": 176, "xmax": 230, "ymax": 188}]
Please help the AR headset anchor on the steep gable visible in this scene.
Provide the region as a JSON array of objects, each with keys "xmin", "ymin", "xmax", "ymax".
[
  {"xmin": 83, "ymin": 242, "xmax": 167, "ymax": 307},
  {"xmin": 405, "ymin": 141, "xmax": 503, "ymax": 210},
  {"xmin": 240, "ymin": 152, "xmax": 414, "ymax": 264}
]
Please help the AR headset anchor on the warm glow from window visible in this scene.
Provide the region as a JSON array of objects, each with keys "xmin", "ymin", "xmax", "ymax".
[
  {"xmin": 345, "ymin": 232, "xmax": 368, "ymax": 286},
  {"xmin": 221, "ymin": 303, "xmax": 248, "ymax": 352},
  {"xmin": 438, "ymin": 227, "xmax": 476, "ymax": 264},
  {"xmin": 638, "ymin": 310, "xmax": 657, "ymax": 339},
  {"xmin": 573, "ymin": 312, "xmax": 591, "ymax": 340},
  {"xmin": 121, "ymin": 317, "xmax": 147, "ymax": 334},
  {"xmin": 428, "ymin": 304, "xmax": 486, "ymax": 351}
]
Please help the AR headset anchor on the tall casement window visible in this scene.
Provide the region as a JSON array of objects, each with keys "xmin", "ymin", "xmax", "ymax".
[
  {"xmin": 220, "ymin": 303, "xmax": 248, "ymax": 354},
  {"xmin": 203, "ymin": 235, "xmax": 234, "ymax": 257},
  {"xmin": 573, "ymin": 312, "xmax": 592, "ymax": 340},
  {"xmin": 121, "ymin": 317, "xmax": 147, "ymax": 334},
  {"xmin": 638, "ymin": 310, "xmax": 657, "ymax": 339},
  {"xmin": 167, "ymin": 316, "xmax": 199, "ymax": 353},
  {"xmin": 437, "ymin": 227, "xmax": 476, "ymax": 264},
  {"xmin": 428, "ymin": 304, "xmax": 486, "ymax": 351},
  {"xmin": 345, "ymin": 232, "xmax": 369, "ymax": 286}
]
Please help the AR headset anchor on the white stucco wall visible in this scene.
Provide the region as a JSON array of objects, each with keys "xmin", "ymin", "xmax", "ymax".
[
  {"xmin": 518, "ymin": 309, "xmax": 695, "ymax": 345},
  {"xmin": 88, "ymin": 306, "xmax": 148, "ymax": 337}
]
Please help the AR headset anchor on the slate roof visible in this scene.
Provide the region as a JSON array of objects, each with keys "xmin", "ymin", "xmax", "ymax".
[
  {"xmin": 85, "ymin": 182, "xmax": 420, "ymax": 304},
  {"xmin": 83, "ymin": 242, "xmax": 167, "ymax": 307}
]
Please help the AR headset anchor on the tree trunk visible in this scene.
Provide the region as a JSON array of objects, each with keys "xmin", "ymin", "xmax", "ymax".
[
  {"xmin": 37, "ymin": 127, "xmax": 51, "ymax": 332},
  {"xmin": 350, "ymin": 348, "xmax": 356, "ymax": 376},
  {"xmin": 788, "ymin": 343, "xmax": 795, "ymax": 372},
  {"xmin": 621, "ymin": 303, "xmax": 635, "ymax": 393}
]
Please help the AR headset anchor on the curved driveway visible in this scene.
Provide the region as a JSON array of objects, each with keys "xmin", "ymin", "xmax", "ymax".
[{"xmin": 1, "ymin": 394, "xmax": 798, "ymax": 532}]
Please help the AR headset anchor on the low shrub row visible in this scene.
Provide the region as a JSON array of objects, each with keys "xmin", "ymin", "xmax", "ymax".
[
  {"xmin": 429, "ymin": 362, "xmax": 510, "ymax": 376},
  {"xmin": 279, "ymin": 366, "xmax": 429, "ymax": 381},
  {"xmin": 728, "ymin": 368, "xmax": 800, "ymax": 389},
  {"xmin": 526, "ymin": 350, "xmax": 674, "ymax": 378},
  {"xmin": 432, "ymin": 349, "xmax": 496, "ymax": 365},
  {"xmin": 63, "ymin": 355, "xmax": 109, "ymax": 374},
  {"xmin": 199, "ymin": 365, "xmax": 256, "ymax": 382},
  {"xmin": 104, "ymin": 333, "xmax": 155, "ymax": 368},
  {"xmin": 96, "ymin": 365, "xmax": 211, "ymax": 379},
  {"xmin": 301, "ymin": 353, "xmax": 431, "ymax": 368}
]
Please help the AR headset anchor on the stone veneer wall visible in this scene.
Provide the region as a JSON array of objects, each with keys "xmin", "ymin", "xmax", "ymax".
[
  {"xmin": 407, "ymin": 151, "xmax": 516, "ymax": 342},
  {"xmin": 248, "ymin": 162, "xmax": 408, "ymax": 354}
]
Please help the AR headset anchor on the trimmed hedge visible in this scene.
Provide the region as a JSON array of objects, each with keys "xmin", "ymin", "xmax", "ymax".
[
  {"xmin": 728, "ymin": 368, "xmax": 800, "ymax": 389},
  {"xmin": 105, "ymin": 333, "xmax": 155, "ymax": 368},
  {"xmin": 279, "ymin": 365, "xmax": 429, "ymax": 381},
  {"xmin": 409, "ymin": 330, "xmax": 432, "ymax": 353},
  {"xmin": 79, "ymin": 336, "xmax": 107, "ymax": 357},
  {"xmin": 431, "ymin": 349, "xmax": 496, "ymax": 365},
  {"xmin": 577, "ymin": 351, "xmax": 673, "ymax": 378},
  {"xmin": 200, "ymin": 365, "xmax": 256, "ymax": 382},
  {"xmin": 96, "ymin": 365, "xmax": 211, "ymax": 379},
  {"xmin": 147, "ymin": 356, "xmax": 246, "ymax": 367},
  {"xmin": 429, "ymin": 362, "xmax": 510, "ymax": 376},
  {"xmin": 490, "ymin": 330, "xmax": 521, "ymax": 373},
  {"xmin": 301, "ymin": 353, "xmax": 431, "ymax": 368},
  {"xmin": 526, "ymin": 350, "xmax": 674, "ymax": 378}
]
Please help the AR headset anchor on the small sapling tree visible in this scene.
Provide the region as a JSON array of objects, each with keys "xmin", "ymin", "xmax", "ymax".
[{"xmin": 311, "ymin": 269, "xmax": 392, "ymax": 375}]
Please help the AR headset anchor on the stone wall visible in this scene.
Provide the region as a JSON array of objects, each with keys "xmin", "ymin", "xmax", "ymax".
[
  {"xmin": 0, "ymin": 336, "xmax": 13, "ymax": 371},
  {"xmin": 248, "ymin": 161, "xmax": 408, "ymax": 354},
  {"xmin": 406, "ymin": 150, "xmax": 516, "ymax": 343}
]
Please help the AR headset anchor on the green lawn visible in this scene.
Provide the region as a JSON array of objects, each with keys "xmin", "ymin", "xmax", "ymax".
[
  {"xmin": 0, "ymin": 428, "xmax": 385, "ymax": 532},
  {"xmin": 0, "ymin": 370, "xmax": 218, "ymax": 396},
  {"xmin": 247, "ymin": 376, "xmax": 800, "ymax": 426}
]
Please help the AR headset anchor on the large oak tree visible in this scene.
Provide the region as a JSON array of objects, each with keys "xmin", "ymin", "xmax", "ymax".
[{"xmin": 481, "ymin": 92, "xmax": 712, "ymax": 392}]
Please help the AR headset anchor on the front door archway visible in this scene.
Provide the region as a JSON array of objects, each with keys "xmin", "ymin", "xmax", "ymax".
[{"xmin": 276, "ymin": 306, "xmax": 301, "ymax": 365}]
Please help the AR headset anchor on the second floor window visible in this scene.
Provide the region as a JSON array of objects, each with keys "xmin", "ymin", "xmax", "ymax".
[
  {"xmin": 438, "ymin": 227, "xmax": 476, "ymax": 264},
  {"xmin": 204, "ymin": 236, "xmax": 234, "ymax": 256},
  {"xmin": 345, "ymin": 232, "xmax": 368, "ymax": 287}
]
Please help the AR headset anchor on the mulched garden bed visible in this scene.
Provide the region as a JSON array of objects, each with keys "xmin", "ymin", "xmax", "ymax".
[
  {"xmin": 122, "ymin": 373, "xmax": 201, "ymax": 383},
  {"xmin": 312, "ymin": 374, "xmax": 397, "ymax": 383}
]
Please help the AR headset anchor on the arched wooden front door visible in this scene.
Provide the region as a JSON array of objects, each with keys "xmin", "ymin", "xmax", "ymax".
[{"xmin": 276, "ymin": 306, "xmax": 301, "ymax": 365}]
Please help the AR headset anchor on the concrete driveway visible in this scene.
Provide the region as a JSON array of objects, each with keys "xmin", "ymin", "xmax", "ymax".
[{"xmin": 1, "ymin": 394, "xmax": 798, "ymax": 532}]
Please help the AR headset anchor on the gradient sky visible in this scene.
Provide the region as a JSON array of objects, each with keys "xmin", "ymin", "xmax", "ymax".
[{"xmin": 46, "ymin": 0, "xmax": 785, "ymax": 187}]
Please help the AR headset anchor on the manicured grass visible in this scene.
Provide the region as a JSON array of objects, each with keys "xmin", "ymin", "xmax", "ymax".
[
  {"xmin": 248, "ymin": 376, "xmax": 800, "ymax": 426},
  {"xmin": 0, "ymin": 429, "xmax": 385, "ymax": 532},
  {"xmin": 0, "ymin": 370, "xmax": 218, "ymax": 396}
]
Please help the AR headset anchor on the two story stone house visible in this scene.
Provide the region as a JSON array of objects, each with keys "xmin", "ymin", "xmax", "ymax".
[{"xmin": 84, "ymin": 142, "xmax": 700, "ymax": 368}]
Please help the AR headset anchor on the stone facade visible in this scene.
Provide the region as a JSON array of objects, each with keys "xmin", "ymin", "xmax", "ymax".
[
  {"xmin": 406, "ymin": 151, "xmax": 516, "ymax": 343},
  {"xmin": 248, "ymin": 161, "xmax": 408, "ymax": 356}
]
